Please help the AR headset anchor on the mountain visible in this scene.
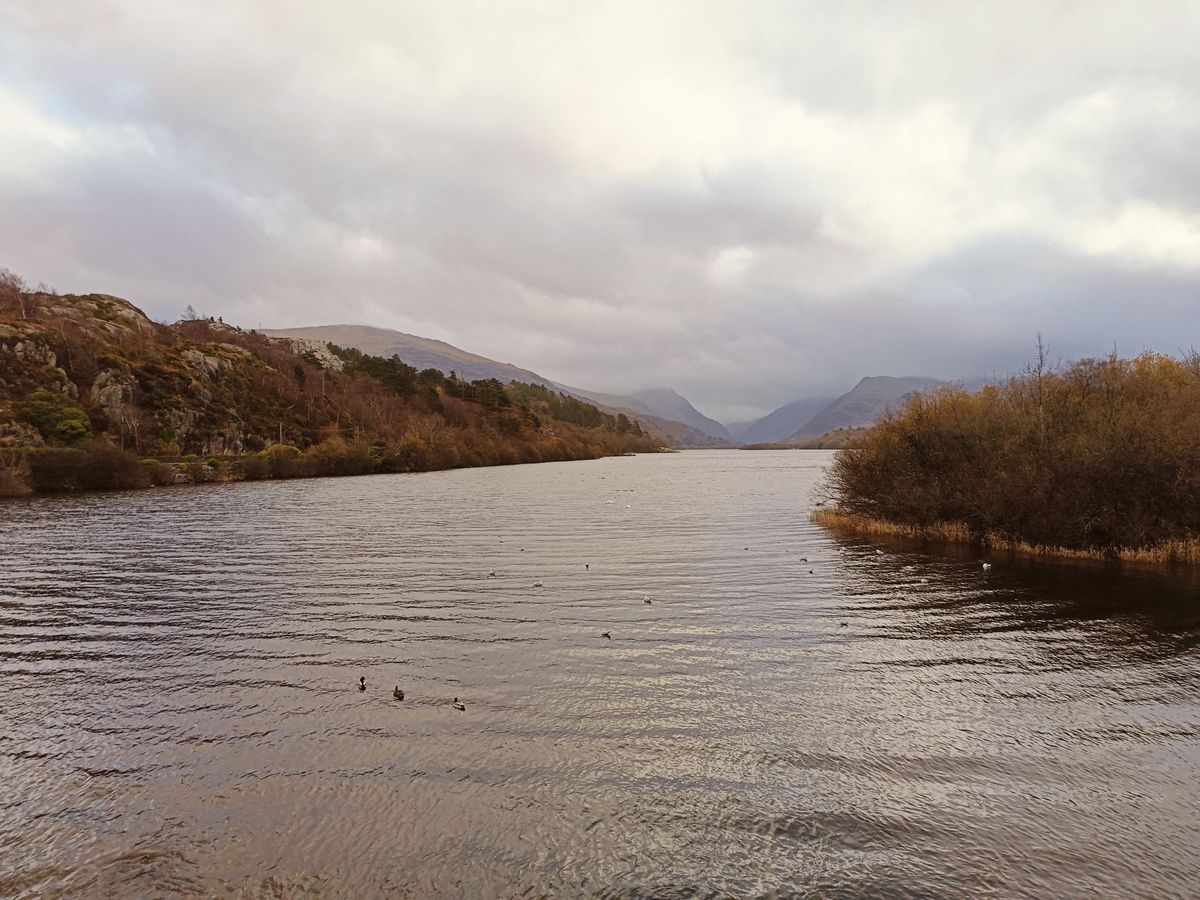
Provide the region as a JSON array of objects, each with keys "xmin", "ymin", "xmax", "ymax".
[
  {"xmin": 630, "ymin": 388, "xmax": 735, "ymax": 443},
  {"xmin": 786, "ymin": 376, "xmax": 940, "ymax": 440},
  {"xmin": 262, "ymin": 324, "xmax": 560, "ymax": 389},
  {"xmin": 732, "ymin": 396, "xmax": 835, "ymax": 445},
  {"xmin": 265, "ymin": 324, "xmax": 734, "ymax": 447}
]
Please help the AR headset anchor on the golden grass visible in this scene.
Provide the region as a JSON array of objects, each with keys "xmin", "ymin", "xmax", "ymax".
[{"xmin": 811, "ymin": 508, "xmax": 1200, "ymax": 566}]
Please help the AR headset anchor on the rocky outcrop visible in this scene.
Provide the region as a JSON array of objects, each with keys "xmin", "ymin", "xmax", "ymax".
[
  {"xmin": 12, "ymin": 338, "xmax": 56, "ymax": 368},
  {"xmin": 90, "ymin": 369, "xmax": 138, "ymax": 428},
  {"xmin": 275, "ymin": 337, "xmax": 345, "ymax": 371}
]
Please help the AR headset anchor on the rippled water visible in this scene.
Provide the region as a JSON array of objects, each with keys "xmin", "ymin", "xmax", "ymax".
[{"xmin": 2, "ymin": 450, "xmax": 1198, "ymax": 898}]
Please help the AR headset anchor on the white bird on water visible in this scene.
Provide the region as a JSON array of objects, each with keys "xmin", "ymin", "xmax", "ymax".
[{"xmin": 982, "ymin": 562, "xmax": 993, "ymax": 570}]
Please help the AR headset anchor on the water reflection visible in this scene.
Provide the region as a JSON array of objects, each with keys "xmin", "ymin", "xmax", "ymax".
[{"xmin": 1, "ymin": 451, "xmax": 1198, "ymax": 898}]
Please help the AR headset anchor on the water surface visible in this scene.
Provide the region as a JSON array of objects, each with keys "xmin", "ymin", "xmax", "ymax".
[{"xmin": 2, "ymin": 450, "xmax": 1198, "ymax": 897}]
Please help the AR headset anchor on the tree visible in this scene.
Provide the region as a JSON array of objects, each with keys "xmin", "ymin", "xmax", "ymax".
[
  {"xmin": 0, "ymin": 268, "xmax": 27, "ymax": 319},
  {"xmin": 21, "ymin": 388, "xmax": 92, "ymax": 446}
]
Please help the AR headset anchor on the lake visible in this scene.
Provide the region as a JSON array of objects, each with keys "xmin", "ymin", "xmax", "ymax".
[{"xmin": 1, "ymin": 450, "xmax": 1198, "ymax": 898}]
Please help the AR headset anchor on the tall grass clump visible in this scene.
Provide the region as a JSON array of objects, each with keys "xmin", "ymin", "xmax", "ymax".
[{"xmin": 822, "ymin": 349, "xmax": 1200, "ymax": 562}]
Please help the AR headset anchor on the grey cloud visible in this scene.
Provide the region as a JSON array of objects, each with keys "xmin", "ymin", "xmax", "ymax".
[{"xmin": 1, "ymin": 1, "xmax": 1198, "ymax": 422}]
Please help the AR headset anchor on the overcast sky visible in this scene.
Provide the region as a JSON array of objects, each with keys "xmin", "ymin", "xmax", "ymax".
[{"xmin": 2, "ymin": 1, "xmax": 1198, "ymax": 422}]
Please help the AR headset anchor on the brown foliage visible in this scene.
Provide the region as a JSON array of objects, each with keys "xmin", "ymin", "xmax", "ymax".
[
  {"xmin": 825, "ymin": 352, "xmax": 1200, "ymax": 554},
  {"xmin": 26, "ymin": 445, "xmax": 153, "ymax": 492}
]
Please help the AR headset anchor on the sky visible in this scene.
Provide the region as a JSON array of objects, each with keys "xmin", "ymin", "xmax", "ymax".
[{"xmin": 1, "ymin": 1, "xmax": 1198, "ymax": 423}]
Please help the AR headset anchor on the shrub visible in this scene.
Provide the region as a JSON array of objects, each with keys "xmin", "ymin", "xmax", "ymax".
[
  {"xmin": 21, "ymin": 388, "xmax": 92, "ymax": 446},
  {"xmin": 0, "ymin": 450, "xmax": 32, "ymax": 496},
  {"xmin": 27, "ymin": 444, "xmax": 151, "ymax": 491},
  {"xmin": 826, "ymin": 352, "xmax": 1200, "ymax": 552}
]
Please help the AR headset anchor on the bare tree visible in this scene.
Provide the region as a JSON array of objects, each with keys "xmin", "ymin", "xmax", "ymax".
[{"xmin": 0, "ymin": 269, "xmax": 27, "ymax": 319}]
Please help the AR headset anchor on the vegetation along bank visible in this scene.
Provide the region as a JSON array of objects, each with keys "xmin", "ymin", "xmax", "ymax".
[
  {"xmin": 816, "ymin": 350, "xmax": 1200, "ymax": 565},
  {"xmin": 0, "ymin": 272, "xmax": 661, "ymax": 497}
]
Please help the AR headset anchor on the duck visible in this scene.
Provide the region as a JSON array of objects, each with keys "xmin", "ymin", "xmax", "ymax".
[
  {"xmin": 357, "ymin": 676, "xmax": 366, "ymax": 692},
  {"xmin": 533, "ymin": 581, "xmax": 543, "ymax": 588},
  {"xmin": 488, "ymin": 570, "xmax": 497, "ymax": 577},
  {"xmin": 601, "ymin": 631, "xmax": 612, "ymax": 640},
  {"xmin": 875, "ymin": 549, "xmax": 884, "ymax": 555},
  {"xmin": 982, "ymin": 562, "xmax": 993, "ymax": 570},
  {"xmin": 393, "ymin": 686, "xmax": 405, "ymax": 700},
  {"xmin": 452, "ymin": 697, "xmax": 466, "ymax": 711},
  {"xmin": 585, "ymin": 563, "xmax": 589, "ymax": 570},
  {"xmin": 643, "ymin": 596, "xmax": 652, "ymax": 604}
]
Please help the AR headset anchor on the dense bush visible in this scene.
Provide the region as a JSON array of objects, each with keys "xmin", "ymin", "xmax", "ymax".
[
  {"xmin": 26, "ymin": 445, "xmax": 153, "ymax": 491},
  {"xmin": 21, "ymin": 388, "xmax": 92, "ymax": 446},
  {"xmin": 826, "ymin": 352, "xmax": 1200, "ymax": 552}
]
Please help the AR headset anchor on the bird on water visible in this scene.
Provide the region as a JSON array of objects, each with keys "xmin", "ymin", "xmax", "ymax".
[
  {"xmin": 452, "ymin": 697, "xmax": 466, "ymax": 711},
  {"xmin": 393, "ymin": 686, "xmax": 404, "ymax": 700},
  {"xmin": 601, "ymin": 631, "xmax": 612, "ymax": 640},
  {"xmin": 982, "ymin": 562, "xmax": 993, "ymax": 570},
  {"xmin": 357, "ymin": 676, "xmax": 366, "ymax": 691}
]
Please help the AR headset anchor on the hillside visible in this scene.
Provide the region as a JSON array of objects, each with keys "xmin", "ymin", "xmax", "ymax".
[
  {"xmin": 0, "ymin": 280, "xmax": 660, "ymax": 494},
  {"xmin": 731, "ymin": 396, "xmax": 834, "ymax": 444},
  {"xmin": 786, "ymin": 376, "xmax": 940, "ymax": 439},
  {"xmin": 630, "ymin": 388, "xmax": 735, "ymax": 443},
  {"xmin": 265, "ymin": 324, "xmax": 731, "ymax": 446},
  {"xmin": 264, "ymin": 324, "xmax": 558, "ymax": 390}
]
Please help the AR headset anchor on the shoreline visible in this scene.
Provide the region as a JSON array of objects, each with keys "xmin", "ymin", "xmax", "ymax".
[
  {"xmin": 811, "ymin": 508, "xmax": 1200, "ymax": 567},
  {"xmin": 0, "ymin": 446, "xmax": 674, "ymax": 499}
]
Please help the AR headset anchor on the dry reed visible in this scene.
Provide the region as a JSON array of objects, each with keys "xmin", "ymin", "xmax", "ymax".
[{"xmin": 811, "ymin": 508, "xmax": 1200, "ymax": 566}]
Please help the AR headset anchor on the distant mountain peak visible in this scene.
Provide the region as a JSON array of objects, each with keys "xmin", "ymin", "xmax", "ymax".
[
  {"xmin": 785, "ymin": 375, "xmax": 939, "ymax": 440},
  {"xmin": 630, "ymin": 388, "xmax": 735, "ymax": 444}
]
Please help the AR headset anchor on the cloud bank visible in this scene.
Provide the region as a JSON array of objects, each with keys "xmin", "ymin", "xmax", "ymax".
[{"xmin": 2, "ymin": 1, "xmax": 1198, "ymax": 420}]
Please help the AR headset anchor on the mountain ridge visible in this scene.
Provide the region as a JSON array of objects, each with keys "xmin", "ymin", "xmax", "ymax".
[
  {"xmin": 786, "ymin": 375, "xmax": 941, "ymax": 440},
  {"xmin": 265, "ymin": 324, "xmax": 736, "ymax": 447}
]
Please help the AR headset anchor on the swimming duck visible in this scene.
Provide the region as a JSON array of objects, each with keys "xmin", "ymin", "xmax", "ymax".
[
  {"xmin": 982, "ymin": 562, "xmax": 992, "ymax": 570},
  {"xmin": 488, "ymin": 570, "xmax": 497, "ymax": 577},
  {"xmin": 393, "ymin": 686, "xmax": 404, "ymax": 700},
  {"xmin": 452, "ymin": 697, "xmax": 466, "ymax": 711},
  {"xmin": 533, "ymin": 581, "xmax": 543, "ymax": 588},
  {"xmin": 601, "ymin": 631, "xmax": 612, "ymax": 640},
  {"xmin": 357, "ymin": 676, "xmax": 366, "ymax": 691}
]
